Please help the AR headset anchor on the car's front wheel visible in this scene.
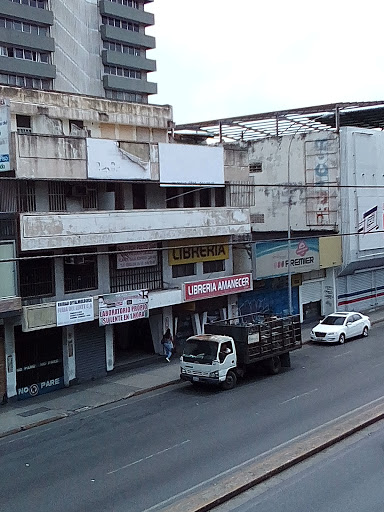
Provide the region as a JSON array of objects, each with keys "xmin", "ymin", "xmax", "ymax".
[
  {"xmin": 362, "ymin": 326, "xmax": 369, "ymax": 337},
  {"xmin": 339, "ymin": 333, "xmax": 346, "ymax": 344}
]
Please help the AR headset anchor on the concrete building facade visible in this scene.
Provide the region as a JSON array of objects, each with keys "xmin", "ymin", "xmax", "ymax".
[
  {"xmin": 0, "ymin": 86, "xmax": 251, "ymax": 401},
  {"xmin": 0, "ymin": 0, "xmax": 156, "ymax": 103}
]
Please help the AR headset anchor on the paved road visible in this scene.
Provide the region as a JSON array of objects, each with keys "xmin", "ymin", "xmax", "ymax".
[
  {"xmin": 1, "ymin": 328, "xmax": 384, "ymax": 512},
  {"xmin": 212, "ymin": 420, "xmax": 384, "ymax": 512}
]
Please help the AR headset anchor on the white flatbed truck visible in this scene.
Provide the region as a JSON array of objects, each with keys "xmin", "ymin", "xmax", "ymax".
[{"xmin": 180, "ymin": 315, "xmax": 302, "ymax": 390}]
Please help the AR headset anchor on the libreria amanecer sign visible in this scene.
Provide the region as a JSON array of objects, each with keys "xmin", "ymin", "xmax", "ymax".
[{"xmin": 184, "ymin": 274, "xmax": 252, "ymax": 302}]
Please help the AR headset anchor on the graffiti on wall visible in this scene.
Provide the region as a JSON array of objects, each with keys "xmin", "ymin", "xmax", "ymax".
[{"xmin": 305, "ymin": 138, "xmax": 338, "ymax": 226}]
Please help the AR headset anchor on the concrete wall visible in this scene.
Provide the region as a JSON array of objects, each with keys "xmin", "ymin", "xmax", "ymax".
[
  {"xmin": 247, "ymin": 132, "xmax": 340, "ymax": 232},
  {"xmin": 2, "ymin": 86, "xmax": 172, "ymax": 131},
  {"xmin": 19, "ymin": 208, "xmax": 251, "ymax": 251},
  {"xmin": 51, "ymin": 0, "xmax": 104, "ymax": 97}
]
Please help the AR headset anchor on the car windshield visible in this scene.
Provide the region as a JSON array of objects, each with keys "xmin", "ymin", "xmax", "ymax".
[
  {"xmin": 322, "ymin": 315, "xmax": 346, "ymax": 326},
  {"xmin": 182, "ymin": 339, "xmax": 218, "ymax": 364}
]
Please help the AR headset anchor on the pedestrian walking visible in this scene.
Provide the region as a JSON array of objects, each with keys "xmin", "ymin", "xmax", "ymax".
[{"xmin": 161, "ymin": 328, "xmax": 174, "ymax": 362}]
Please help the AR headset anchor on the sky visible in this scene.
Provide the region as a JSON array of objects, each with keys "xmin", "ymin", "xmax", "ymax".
[{"xmin": 147, "ymin": 0, "xmax": 384, "ymax": 125}]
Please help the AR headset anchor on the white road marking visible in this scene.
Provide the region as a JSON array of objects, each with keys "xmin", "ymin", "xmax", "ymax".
[
  {"xmin": 107, "ymin": 439, "xmax": 190, "ymax": 475},
  {"xmin": 280, "ymin": 389, "xmax": 318, "ymax": 404},
  {"xmin": 142, "ymin": 396, "xmax": 384, "ymax": 512},
  {"xmin": 333, "ymin": 351, "xmax": 352, "ymax": 358}
]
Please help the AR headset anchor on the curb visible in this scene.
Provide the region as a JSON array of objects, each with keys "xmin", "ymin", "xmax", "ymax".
[
  {"xmin": 0, "ymin": 380, "xmax": 183, "ymax": 439},
  {"xmin": 0, "ymin": 413, "xmax": 68, "ymax": 439},
  {"xmin": 159, "ymin": 401, "xmax": 384, "ymax": 512}
]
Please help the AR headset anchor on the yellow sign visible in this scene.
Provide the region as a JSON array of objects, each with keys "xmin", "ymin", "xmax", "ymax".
[
  {"xmin": 319, "ymin": 236, "xmax": 342, "ymax": 268},
  {"xmin": 168, "ymin": 237, "xmax": 229, "ymax": 265}
]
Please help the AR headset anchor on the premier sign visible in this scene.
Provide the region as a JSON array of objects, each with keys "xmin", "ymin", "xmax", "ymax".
[{"xmin": 184, "ymin": 273, "xmax": 252, "ymax": 302}]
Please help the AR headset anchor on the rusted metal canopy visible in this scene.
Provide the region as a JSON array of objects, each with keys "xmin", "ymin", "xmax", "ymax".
[{"xmin": 175, "ymin": 101, "xmax": 384, "ymax": 141}]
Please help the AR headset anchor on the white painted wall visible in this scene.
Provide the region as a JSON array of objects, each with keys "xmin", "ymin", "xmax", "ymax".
[
  {"xmin": 4, "ymin": 320, "xmax": 16, "ymax": 399},
  {"xmin": 20, "ymin": 208, "xmax": 250, "ymax": 251},
  {"xmin": 340, "ymin": 127, "xmax": 384, "ymax": 267}
]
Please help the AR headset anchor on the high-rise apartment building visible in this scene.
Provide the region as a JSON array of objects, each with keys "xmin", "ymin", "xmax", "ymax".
[{"xmin": 0, "ymin": 0, "xmax": 157, "ymax": 103}]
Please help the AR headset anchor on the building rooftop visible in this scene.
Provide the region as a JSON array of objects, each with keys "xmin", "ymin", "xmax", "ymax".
[{"xmin": 175, "ymin": 101, "xmax": 384, "ymax": 142}]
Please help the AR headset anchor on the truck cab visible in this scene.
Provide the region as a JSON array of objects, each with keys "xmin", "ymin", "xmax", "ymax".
[{"xmin": 180, "ymin": 334, "xmax": 238, "ymax": 389}]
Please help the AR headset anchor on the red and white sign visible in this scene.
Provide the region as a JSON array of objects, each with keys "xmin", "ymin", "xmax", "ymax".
[
  {"xmin": 184, "ymin": 273, "xmax": 253, "ymax": 302},
  {"xmin": 99, "ymin": 290, "xmax": 149, "ymax": 326}
]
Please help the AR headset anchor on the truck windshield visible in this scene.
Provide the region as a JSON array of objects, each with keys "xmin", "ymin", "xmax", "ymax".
[{"xmin": 182, "ymin": 339, "xmax": 218, "ymax": 364}]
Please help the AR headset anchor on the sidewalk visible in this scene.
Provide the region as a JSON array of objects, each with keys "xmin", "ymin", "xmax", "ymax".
[{"xmin": 1, "ymin": 308, "xmax": 384, "ymax": 439}]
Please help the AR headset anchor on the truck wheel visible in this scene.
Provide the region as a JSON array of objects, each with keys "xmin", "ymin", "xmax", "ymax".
[
  {"xmin": 267, "ymin": 356, "xmax": 281, "ymax": 375},
  {"xmin": 222, "ymin": 371, "xmax": 237, "ymax": 390},
  {"xmin": 339, "ymin": 333, "xmax": 345, "ymax": 344}
]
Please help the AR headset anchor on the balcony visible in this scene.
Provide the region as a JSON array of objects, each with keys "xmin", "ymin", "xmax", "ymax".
[
  {"xmin": 19, "ymin": 208, "xmax": 251, "ymax": 251},
  {"xmin": 13, "ymin": 133, "xmax": 87, "ymax": 180},
  {"xmin": 99, "ymin": 1, "xmax": 155, "ymax": 26}
]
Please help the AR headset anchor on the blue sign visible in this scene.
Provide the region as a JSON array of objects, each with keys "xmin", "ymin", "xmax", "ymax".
[{"xmin": 17, "ymin": 376, "xmax": 64, "ymax": 400}]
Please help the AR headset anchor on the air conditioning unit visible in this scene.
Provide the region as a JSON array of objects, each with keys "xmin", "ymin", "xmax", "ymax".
[
  {"xmin": 70, "ymin": 185, "xmax": 87, "ymax": 197},
  {"xmin": 64, "ymin": 256, "xmax": 85, "ymax": 265}
]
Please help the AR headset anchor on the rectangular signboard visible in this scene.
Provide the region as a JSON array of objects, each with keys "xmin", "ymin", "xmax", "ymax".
[
  {"xmin": 87, "ymin": 138, "xmax": 150, "ymax": 180},
  {"xmin": 253, "ymin": 239, "xmax": 320, "ymax": 279},
  {"xmin": 168, "ymin": 237, "xmax": 229, "ymax": 265},
  {"xmin": 56, "ymin": 297, "xmax": 94, "ymax": 326},
  {"xmin": 159, "ymin": 143, "xmax": 224, "ymax": 186},
  {"xmin": 357, "ymin": 197, "xmax": 384, "ymax": 251},
  {"xmin": 184, "ymin": 273, "xmax": 252, "ymax": 302},
  {"xmin": 99, "ymin": 290, "xmax": 149, "ymax": 326},
  {"xmin": 0, "ymin": 99, "xmax": 10, "ymax": 172},
  {"xmin": 117, "ymin": 242, "xmax": 158, "ymax": 269}
]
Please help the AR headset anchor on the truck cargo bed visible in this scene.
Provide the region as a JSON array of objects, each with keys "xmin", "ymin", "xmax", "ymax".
[{"xmin": 205, "ymin": 315, "xmax": 302, "ymax": 365}]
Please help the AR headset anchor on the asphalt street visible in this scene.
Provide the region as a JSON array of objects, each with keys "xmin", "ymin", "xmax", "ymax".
[
  {"xmin": 212, "ymin": 420, "xmax": 384, "ymax": 512},
  {"xmin": 1, "ymin": 327, "xmax": 384, "ymax": 512}
]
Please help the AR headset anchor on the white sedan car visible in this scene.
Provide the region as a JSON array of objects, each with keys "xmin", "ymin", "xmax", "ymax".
[{"xmin": 311, "ymin": 312, "xmax": 371, "ymax": 344}]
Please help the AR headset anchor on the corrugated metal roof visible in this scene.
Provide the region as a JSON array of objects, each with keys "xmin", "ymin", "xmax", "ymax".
[{"xmin": 175, "ymin": 101, "xmax": 384, "ymax": 141}]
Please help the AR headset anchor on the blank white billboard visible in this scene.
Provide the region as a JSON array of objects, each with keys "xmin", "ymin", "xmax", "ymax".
[{"xmin": 159, "ymin": 143, "xmax": 224, "ymax": 186}]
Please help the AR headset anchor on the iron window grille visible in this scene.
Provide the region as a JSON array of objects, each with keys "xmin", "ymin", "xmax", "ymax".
[{"xmin": 109, "ymin": 245, "xmax": 163, "ymax": 293}]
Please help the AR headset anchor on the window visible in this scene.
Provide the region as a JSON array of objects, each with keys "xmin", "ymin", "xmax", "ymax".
[
  {"xmin": 0, "ymin": 73, "xmax": 52, "ymax": 90},
  {"xmin": 82, "ymin": 187, "xmax": 98, "ymax": 210},
  {"xmin": 101, "ymin": 16, "xmax": 139, "ymax": 32},
  {"xmin": 17, "ymin": 181, "xmax": 36, "ymax": 212},
  {"xmin": 182, "ymin": 188, "xmax": 195, "ymax": 208},
  {"xmin": 104, "ymin": 65, "xmax": 141, "ymax": 79},
  {"xmin": 132, "ymin": 184, "xmax": 146, "ymax": 209},
  {"xmin": 109, "ymin": 244, "xmax": 163, "ymax": 293},
  {"xmin": 203, "ymin": 260, "xmax": 225, "ymax": 274},
  {"xmin": 172, "ymin": 263, "xmax": 196, "ymax": 278},
  {"xmin": 200, "ymin": 188, "xmax": 211, "ymax": 207},
  {"xmin": 11, "ymin": 0, "xmax": 47, "ymax": 8},
  {"xmin": 69, "ymin": 119, "xmax": 84, "ymax": 133},
  {"xmin": 19, "ymin": 256, "xmax": 54, "ymax": 298},
  {"xmin": 48, "ymin": 182, "xmax": 66, "ymax": 212},
  {"xmin": 16, "ymin": 115, "xmax": 31, "ymax": 134},
  {"xmin": 215, "ymin": 187, "xmax": 226, "ymax": 207},
  {"xmin": 0, "ymin": 16, "xmax": 48, "ymax": 34},
  {"xmin": 64, "ymin": 250, "xmax": 98, "ymax": 293},
  {"xmin": 105, "ymin": 89, "xmax": 144, "ymax": 103},
  {"xmin": 166, "ymin": 188, "xmax": 178, "ymax": 208},
  {"xmin": 109, "ymin": 0, "xmax": 139, "ymax": 7},
  {"xmin": 249, "ymin": 162, "xmax": 262, "ymax": 173}
]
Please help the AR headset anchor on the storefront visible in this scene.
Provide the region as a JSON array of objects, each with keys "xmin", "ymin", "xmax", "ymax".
[
  {"xmin": 0, "ymin": 325, "xmax": 5, "ymax": 403},
  {"xmin": 98, "ymin": 289, "xmax": 155, "ymax": 366},
  {"xmin": 14, "ymin": 325, "xmax": 64, "ymax": 400}
]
